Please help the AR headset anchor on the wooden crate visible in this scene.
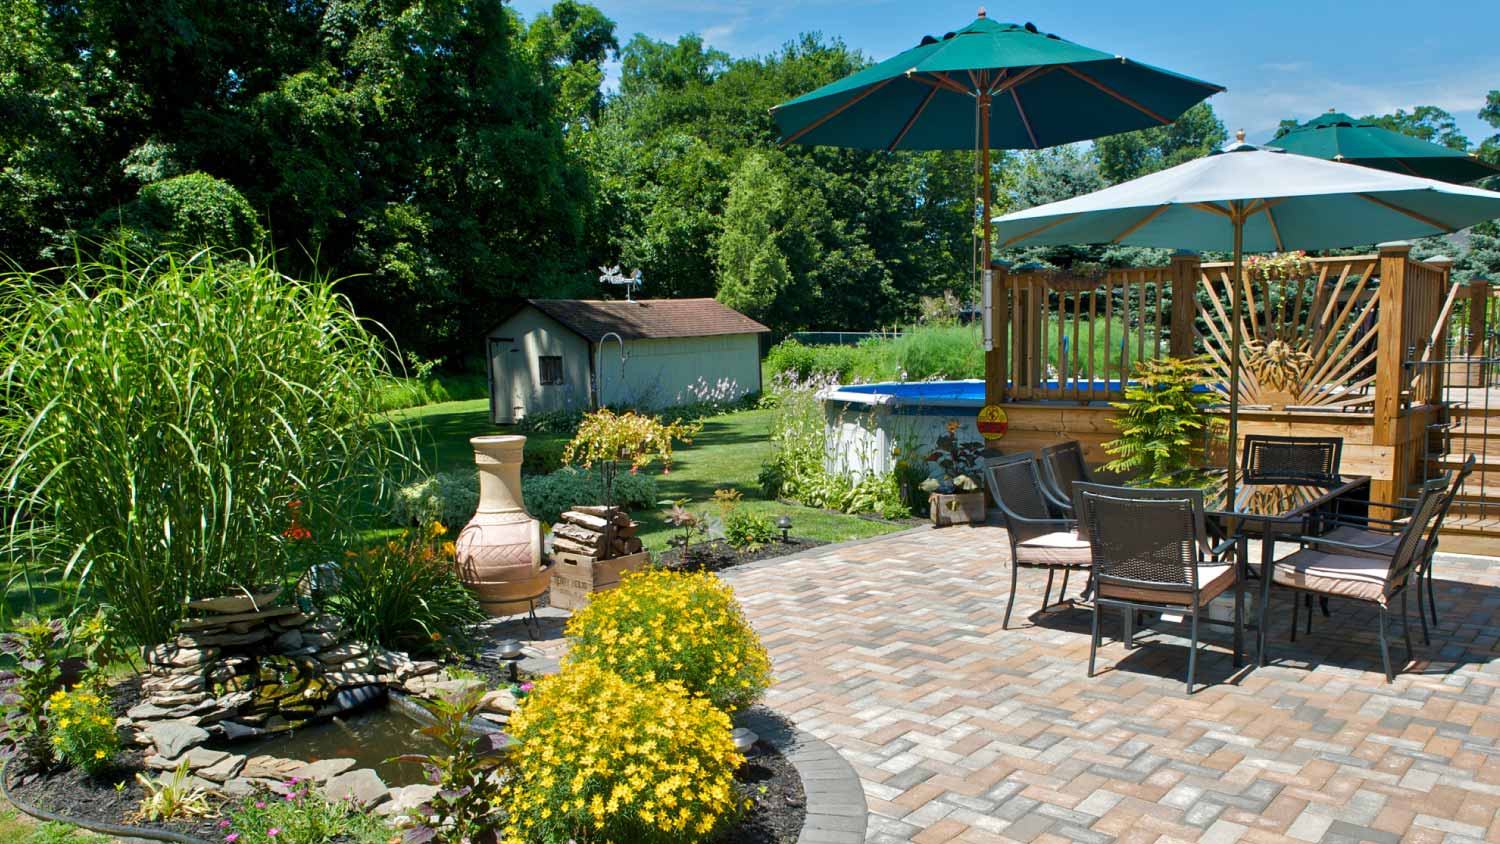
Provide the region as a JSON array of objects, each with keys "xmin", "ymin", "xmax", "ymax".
[
  {"xmin": 929, "ymin": 492, "xmax": 987, "ymax": 526},
  {"xmin": 549, "ymin": 551, "xmax": 649, "ymax": 610}
]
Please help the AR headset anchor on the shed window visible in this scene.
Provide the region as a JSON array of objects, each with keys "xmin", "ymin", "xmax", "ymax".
[{"xmin": 538, "ymin": 355, "xmax": 564, "ymax": 386}]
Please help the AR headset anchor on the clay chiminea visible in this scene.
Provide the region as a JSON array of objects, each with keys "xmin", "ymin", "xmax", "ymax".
[{"xmin": 454, "ymin": 435, "xmax": 550, "ymax": 616}]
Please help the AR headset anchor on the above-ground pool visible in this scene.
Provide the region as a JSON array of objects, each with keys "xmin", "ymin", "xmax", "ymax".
[{"xmin": 818, "ymin": 379, "xmax": 1124, "ymax": 479}]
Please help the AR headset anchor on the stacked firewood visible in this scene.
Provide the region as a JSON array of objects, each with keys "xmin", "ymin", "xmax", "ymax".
[{"xmin": 550, "ymin": 505, "xmax": 643, "ymax": 561}]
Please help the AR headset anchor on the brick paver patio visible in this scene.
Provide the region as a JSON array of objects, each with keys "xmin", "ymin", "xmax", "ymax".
[{"xmin": 717, "ymin": 525, "xmax": 1500, "ymax": 844}]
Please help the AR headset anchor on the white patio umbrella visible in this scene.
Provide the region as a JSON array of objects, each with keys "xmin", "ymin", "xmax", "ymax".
[{"xmin": 989, "ymin": 135, "xmax": 1500, "ymax": 494}]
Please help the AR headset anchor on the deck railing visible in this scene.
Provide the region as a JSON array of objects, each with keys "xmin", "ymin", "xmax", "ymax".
[{"xmin": 986, "ymin": 243, "xmax": 1457, "ymax": 414}]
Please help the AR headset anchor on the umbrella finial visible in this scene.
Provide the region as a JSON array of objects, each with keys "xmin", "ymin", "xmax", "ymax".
[
  {"xmin": 977, "ymin": 6, "xmax": 986, "ymax": 18},
  {"xmin": 1328, "ymin": 107, "xmax": 1336, "ymax": 112},
  {"xmin": 1236, "ymin": 128, "xmax": 1246, "ymax": 143}
]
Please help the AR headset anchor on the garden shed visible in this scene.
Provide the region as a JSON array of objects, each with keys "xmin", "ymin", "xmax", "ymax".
[{"xmin": 485, "ymin": 298, "xmax": 769, "ymax": 424}]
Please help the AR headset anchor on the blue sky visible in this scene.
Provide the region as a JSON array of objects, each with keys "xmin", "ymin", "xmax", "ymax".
[{"xmin": 511, "ymin": 0, "xmax": 1500, "ymax": 144}]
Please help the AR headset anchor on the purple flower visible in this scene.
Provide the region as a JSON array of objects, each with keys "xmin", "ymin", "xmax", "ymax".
[
  {"xmin": 225, "ymin": 835, "xmax": 239, "ymax": 843},
  {"xmin": 254, "ymin": 801, "xmax": 266, "ymax": 809},
  {"xmin": 267, "ymin": 829, "xmax": 279, "ymax": 838},
  {"xmin": 218, "ymin": 820, "xmax": 230, "ymax": 828}
]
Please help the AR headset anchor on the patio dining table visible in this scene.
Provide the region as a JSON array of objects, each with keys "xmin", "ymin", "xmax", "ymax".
[{"xmin": 1186, "ymin": 471, "xmax": 1373, "ymax": 665}]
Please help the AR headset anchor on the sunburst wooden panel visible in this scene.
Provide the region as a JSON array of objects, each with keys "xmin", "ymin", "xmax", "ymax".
[{"xmin": 1195, "ymin": 259, "xmax": 1382, "ymax": 409}]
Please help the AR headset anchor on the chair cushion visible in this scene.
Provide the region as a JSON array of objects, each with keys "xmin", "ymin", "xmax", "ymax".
[
  {"xmin": 1015, "ymin": 531, "xmax": 1091, "ymax": 568},
  {"xmin": 1097, "ymin": 564, "xmax": 1235, "ymax": 607},
  {"xmin": 1312, "ymin": 526, "xmax": 1428, "ymax": 562},
  {"xmin": 1271, "ymin": 550, "xmax": 1396, "ymax": 605}
]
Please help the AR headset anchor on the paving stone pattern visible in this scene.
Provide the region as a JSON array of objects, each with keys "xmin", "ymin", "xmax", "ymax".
[{"xmin": 717, "ymin": 526, "xmax": 1500, "ymax": 844}]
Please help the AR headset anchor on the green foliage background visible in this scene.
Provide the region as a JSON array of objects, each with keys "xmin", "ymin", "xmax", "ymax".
[{"xmin": 2, "ymin": 0, "xmax": 1498, "ymax": 364}]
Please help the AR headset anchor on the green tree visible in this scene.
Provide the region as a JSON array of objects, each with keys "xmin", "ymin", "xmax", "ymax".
[
  {"xmin": 716, "ymin": 154, "xmax": 794, "ymax": 322},
  {"xmin": 1094, "ymin": 102, "xmax": 1226, "ymax": 184},
  {"xmin": 1363, "ymin": 105, "xmax": 1469, "ymax": 150},
  {"xmin": 94, "ymin": 172, "xmax": 265, "ymax": 254}
]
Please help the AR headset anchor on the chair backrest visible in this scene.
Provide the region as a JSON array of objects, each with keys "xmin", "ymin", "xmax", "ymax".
[
  {"xmin": 1075, "ymin": 485, "xmax": 1209, "ymax": 598},
  {"xmin": 984, "ymin": 453, "xmax": 1061, "ymax": 542},
  {"xmin": 1426, "ymin": 454, "xmax": 1476, "ymax": 554},
  {"xmin": 1242, "ymin": 435, "xmax": 1343, "ymax": 484},
  {"xmin": 1386, "ymin": 475, "xmax": 1453, "ymax": 591},
  {"xmin": 1041, "ymin": 440, "xmax": 1093, "ymax": 500},
  {"xmin": 1073, "ymin": 482, "xmax": 1216, "ymax": 558}
]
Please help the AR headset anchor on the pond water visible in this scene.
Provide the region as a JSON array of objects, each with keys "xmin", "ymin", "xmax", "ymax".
[{"xmin": 215, "ymin": 705, "xmax": 447, "ymax": 785}]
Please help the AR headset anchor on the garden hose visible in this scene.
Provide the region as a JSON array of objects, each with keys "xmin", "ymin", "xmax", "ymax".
[{"xmin": 0, "ymin": 755, "xmax": 214, "ymax": 844}]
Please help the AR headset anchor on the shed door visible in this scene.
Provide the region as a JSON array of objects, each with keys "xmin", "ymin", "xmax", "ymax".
[{"xmin": 488, "ymin": 337, "xmax": 523, "ymax": 423}]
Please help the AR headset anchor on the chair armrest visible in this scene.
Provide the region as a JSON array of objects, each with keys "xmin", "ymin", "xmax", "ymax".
[
  {"xmin": 1288, "ymin": 534, "xmax": 1395, "ymax": 555},
  {"xmin": 1209, "ymin": 537, "xmax": 1237, "ymax": 559},
  {"xmin": 1321, "ymin": 514, "xmax": 1405, "ymax": 531},
  {"xmin": 1007, "ymin": 515, "xmax": 1077, "ymax": 530}
]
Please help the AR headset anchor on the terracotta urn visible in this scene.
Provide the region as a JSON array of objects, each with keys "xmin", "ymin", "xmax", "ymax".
[{"xmin": 455, "ymin": 435, "xmax": 550, "ymax": 616}]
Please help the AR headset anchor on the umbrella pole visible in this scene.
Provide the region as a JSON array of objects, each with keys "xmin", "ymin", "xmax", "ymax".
[
  {"xmin": 980, "ymin": 92, "xmax": 992, "ymax": 288},
  {"xmin": 1227, "ymin": 205, "xmax": 1244, "ymax": 506}
]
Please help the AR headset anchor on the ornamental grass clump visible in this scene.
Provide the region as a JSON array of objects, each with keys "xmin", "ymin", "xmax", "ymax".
[
  {"xmin": 0, "ymin": 250, "xmax": 413, "ymax": 643},
  {"xmin": 500, "ymin": 660, "xmax": 743, "ymax": 844},
  {"xmin": 563, "ymin": 569, "xmax": 771, "ymax": 713}
]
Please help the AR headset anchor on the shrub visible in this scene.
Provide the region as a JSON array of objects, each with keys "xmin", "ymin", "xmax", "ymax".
[
  {"xmin": 394, "ymin": 685, "xmax": 509, "ymax": 844},
  {"xmin": 392, "ymin": 472, "xmax": 480, "ymax": 527},
  {"xmin": 0, "ymin": 617, "xmax": 65, "ymax": 764},
  {"xmin": 867, "ymin": 324, "xmax": 984, "ymax": 381},
  {"xmin": 522, "ymin": 467, "xmax": 659, "ymax": 526},
  {"xmin": 564, "ymin": 569, "xmax": 771, "ymax": 713},
  {"xmin": 0, "ymin": 251, "xmax": 412, "ymax": 643},
  {"xmin": 46, "ymin": 687, "xmax": 119, "ymax": 775},
  {"xmin": 324, "ymin": 524, "xmax": 485, "ymax": 654},
  {"xmin": 562, "ymin": 409, "xmax": 700, "ymax": 507},
  {"xmin": 765, "ymin": 338, "xmax": 860, "ymax": 381},
  {"xmin": 501, "ymin": 660, "xmax": 742, "ymax": 844},
  {"xmin": 723, "ymin": 509, "xmax": 778, "ymax": 551},
  {"xmin": 222, "ymin": 781, "xmax": 390, "ymax": 844},
  {"xmin": 72, "ymin": 610, "xmax": 122, "ymax": 693},
  {"xmin": 1104, "ymin": 356, "xmax": 1222, "ymax": 485},
  {"xmin": 95, "ymin": 172, "xmax": 265, "ymax": 253},
  {"xmin": 376, "ymin": 372, "xmax": 489, "ymax": 412},
  {"xmin": 520, "ymin": 438, "xmax": 567, "ymax": 476}
]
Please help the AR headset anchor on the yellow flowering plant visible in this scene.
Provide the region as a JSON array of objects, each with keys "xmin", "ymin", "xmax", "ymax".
[
  {"xmin": 564, "ymin": 570, "xmax": 771, "ymax": 713},
  {"xmin": 47, "ymin": 687, "xmax": 120, "ymax": 775},
  {"xmin": 500, "ymin": 660, "xmax": 743, "ymax": 844}
]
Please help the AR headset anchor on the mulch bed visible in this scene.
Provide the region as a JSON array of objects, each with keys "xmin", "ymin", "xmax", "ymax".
[
  {"xmin": 656, "ymin": 537, "xmax": 824, "ymax": 573},
  {"xmin": 7, "ymin": 747, "xmax": 228, "ymax": 842},
  {"xmin": 8, "ymin": 740, "xmax": 808, "ymax": 844},
  {"xmin": 720, "ymin": 740, "xmax": 807, "ymax": 844}
]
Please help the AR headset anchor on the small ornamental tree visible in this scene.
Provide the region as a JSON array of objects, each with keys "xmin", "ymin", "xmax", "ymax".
[
  {"xmin": 561, "ymin": 409, "xmax": 701, "ymax": 507},
  {"xmin": 1103, "ymin": 356, "xmax": 1223, "ymax": 485}
]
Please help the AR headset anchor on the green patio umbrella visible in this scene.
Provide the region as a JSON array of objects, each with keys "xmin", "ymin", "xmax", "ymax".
[
  {"xmin": 1274, "ymin": 110, "xmax": 1500, "ymax": 184},
  {"xmin": 989, "ymin": 137, "xmax": 1500, "ymax": 506},
  {"xmin": 770, "ymin": 10, "xmax": 1223, "ymax": 279}
]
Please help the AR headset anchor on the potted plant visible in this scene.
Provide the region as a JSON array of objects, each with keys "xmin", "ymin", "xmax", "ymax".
[{"xmin": 920, "ymin": 422, "xmax": 987, "ymax": 526}]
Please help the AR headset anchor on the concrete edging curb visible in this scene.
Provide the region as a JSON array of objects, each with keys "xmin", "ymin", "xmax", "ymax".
[{"xmin": 740, "ymin": 708, "xmax": 868, "ymax": 844}]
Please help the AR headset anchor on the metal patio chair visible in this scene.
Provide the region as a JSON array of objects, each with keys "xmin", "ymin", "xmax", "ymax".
[
  {"xmin": 1241, "ymin": 434, "xmax": 1343, "ymax": 484},
  {"xmin": 1074, "ymin": 484, "xmax": 1242, "ymax": 694},
  {"xmin": 986, "ymin": 453, "xmax": 1089, "ymax": 629},
  {"xmin": 1276, "ymin": 474, "xmax": 1449, "ymax": 682},
  {"xmin": 1303, "ymin": 455, "xmax": 1474, "ymax": 643},
  {"xmin": 1040, "ymin": 440, "xmax": 1094, "ymax": 512}
]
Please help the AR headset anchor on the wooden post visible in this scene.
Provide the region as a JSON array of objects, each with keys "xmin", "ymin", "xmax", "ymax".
[
  {"xmin": 984, "ymin": 260, "xmax": 1009, "ymax": 405},
  {"xmin": 1372, "ymin": 241, "xmax": 1413, "ymax": 513},
  {"xmin": 1424, "ymin": 256, "xmax": 1454, "ymax": 405},
  {"xmin": 1467, "ymin": 275, "xmax": 1491, "ymax": 357},
  {"xmin": 1169, "ymin": 250, "xmax": 1201, "ymax": 358}
]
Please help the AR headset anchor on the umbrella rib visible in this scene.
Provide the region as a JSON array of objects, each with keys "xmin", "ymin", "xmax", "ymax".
[
  {"xmin": 1357, "ymin": 193, "xmax": 1454, "ymax": 232},
  {"xmin": 1191, "ymin": 202, "xmax": 1233, "ymax": 218},
  {"xmin": 1057, "ymin": 65, "xmax": 1170, "ymax": 124},
  {"xmin": 779, "ymin": 77, "xmax": 898, "ymax": 146},
  {"xmin": 913, "ymin": 71, "xmax": 974, "ymax": 96},
  {"xmin": 990, "ymin": 65, "xmax": 1052, "ymax": 97},
  {"xmin": 888, "ymin": 86, "xmax": 939, "ymax": 151},
  {"xmin": 1000, "ymin": 213, "xmax": 1082, "ymax": 248},
  {"xmin": 1111, "ymin": 205, "xmax": 1169, "ymax": 242},
  {"xmin": 1262, "ymin": 204, "xmax": 1284, "ymax": 251},
  {"xmin": 1011, "ymin": 88, "xmax": 1039, "ymax": 149}
]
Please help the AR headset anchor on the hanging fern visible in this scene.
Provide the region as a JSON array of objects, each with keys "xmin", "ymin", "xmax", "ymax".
[{"xmin": 1103, "ymin": 356, "xmax": 1224, "ymax": 486}]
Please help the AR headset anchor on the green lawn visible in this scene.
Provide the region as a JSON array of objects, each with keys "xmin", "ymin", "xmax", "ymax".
[{"xmin": 389, "ymin": 400, "xmax": 909, "ymax": 552}]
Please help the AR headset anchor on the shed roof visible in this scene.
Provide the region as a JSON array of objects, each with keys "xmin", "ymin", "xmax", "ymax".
[{"xmin": 513, "ymin": 298, "xmax": 770, "ymax": 342}]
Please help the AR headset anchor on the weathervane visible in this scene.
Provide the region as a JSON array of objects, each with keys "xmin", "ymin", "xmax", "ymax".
[{"xmin": 597, "ymin": 265, "xmax": 645, "ymax": 302}]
